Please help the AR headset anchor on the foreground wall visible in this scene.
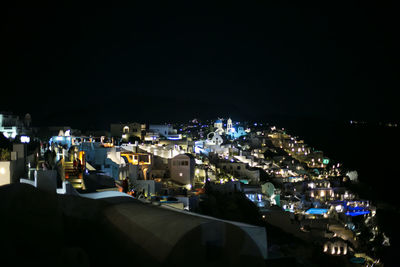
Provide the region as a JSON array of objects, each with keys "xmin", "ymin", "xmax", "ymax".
[
  {"xmin": 102, "ymin": 200, "xmax": 267, "ymax": 266},
  {"xmin": 0, "ymin": 183, "xmax": 267, "ymax": 266}
]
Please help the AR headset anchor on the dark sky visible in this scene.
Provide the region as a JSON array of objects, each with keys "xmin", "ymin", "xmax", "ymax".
[{"xmin": 2, "ymin": 4, "xmax": 399, "ymax": 129}]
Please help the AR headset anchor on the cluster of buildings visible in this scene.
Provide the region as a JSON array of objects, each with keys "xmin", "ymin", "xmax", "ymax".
[
  {"xmin": 0, "ymin": 112, "xmax": 386, "ymax": 265},
  {"xmin": 0, "ymin": 112, "xmax": 33, "ymax": 141}
]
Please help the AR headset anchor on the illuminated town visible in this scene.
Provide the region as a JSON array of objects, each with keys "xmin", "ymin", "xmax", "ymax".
[
  {"xmin": 0, "ymin": 113, "xmax": 391, "ymax": 266},
  {"xmin": 2, "ymin": 5, "xmax": 398, "ymax": 267}
]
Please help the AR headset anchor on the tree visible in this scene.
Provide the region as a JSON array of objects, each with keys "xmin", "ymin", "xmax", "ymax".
[
  {"xmin": 128, "ymin": 135, "xmax": 141, "ymax": 143},
  {"xmin": 263, "ymin": 149, "xmax": 277, "ymax": 160},
  {"xmin": 0, "ymin": 133, "xmax": 12, "ymax": 150},
  {"xmin": 259, "ymin": 168, "xmax": 272, "ymax": 183},
  {"xmin": 198, "ymin": 187, "xmax": 264, "ymax": 226}
]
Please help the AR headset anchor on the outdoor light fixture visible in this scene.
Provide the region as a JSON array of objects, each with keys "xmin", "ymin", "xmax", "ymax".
[{"xmin": 20, "ymin": 136, "xmax": 30, "ymax": 143}]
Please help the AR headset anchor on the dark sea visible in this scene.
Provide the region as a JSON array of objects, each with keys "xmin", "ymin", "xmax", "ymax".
[{"xmin": 274, "ymin": 118, "xmax": 399, "ymax": 203}]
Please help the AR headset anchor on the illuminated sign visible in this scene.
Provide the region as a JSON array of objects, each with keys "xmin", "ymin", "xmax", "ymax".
[
  {"xmin": 20, "ymin": 136, "xmax": 30, "ymax": 143},
  {"xmin": 323, "ymin": 159, "xmax": 330, "ymax": 164}
]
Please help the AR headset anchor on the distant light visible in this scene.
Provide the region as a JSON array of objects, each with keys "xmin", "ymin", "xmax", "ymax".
[
  {"xmin": 20, "ymin": 136, "xmax": 30, "ymax": 143},
  {"xmin": 335, "ymin": 205, "xmax": 343, "ymax": 212},
  {"xmin": 345, "ymin": 211, "xmax": 370, "ymax": 216},
  {"xmin": 167, "ymin": 135, "xmax": 182, "ymax": 140}
]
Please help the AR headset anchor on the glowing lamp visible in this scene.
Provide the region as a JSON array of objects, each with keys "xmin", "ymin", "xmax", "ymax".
[{"xmin": 20, "ymin": 136, "xmax": 30, "ymax": 143}]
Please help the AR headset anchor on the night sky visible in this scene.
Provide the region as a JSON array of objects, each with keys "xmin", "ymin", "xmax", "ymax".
[{"xmin": 2, "ymin": 4, "xmax": 399, "ymax": 129}]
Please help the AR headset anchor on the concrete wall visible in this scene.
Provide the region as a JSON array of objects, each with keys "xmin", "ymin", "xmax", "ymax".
[
  {"xmin": 103, "ymin": 158, "xmax": 131, "ymax": 181},
  {"xmin": 128, "ymin": 164, "xmax": 139, "ymax": 181},
  {"xmin": 82, "ymin": 145, "xmax": 108, "ymax": 166},
  {"xmin": 170, "ymin": 154, "xmax": 194, "ymax": 185},
  {"xmin": 12, "ymin": 144, "xmax": 27, "ymax": 182},
  {"xmin": 110, "ymin": 123, "xmax": 143, "ymax": 139},
  {"xmin": 36, "ymin": 170, "xmax": 57, "ymax": 193},
  {"xmin": 13, "ymin": 144, "xmax": 27, "ymax": 160},
  {"xmin": 133, "ymin": 180, "xmax": 162, "ymax": 196},
  {"xmin": 149, "ymin": 124, "xmax": 174, "ymax": 137},
  {"xmin": 0, "ymin": 183, "xmax": 267, "ymax": 265},
  {"xmin": 0, "ymin": 159, "xmax": 22, "ymax": 185},
  {"xmin": 218, "ymin": 162, "xmax": 260, "ymax": 182},
  {"xmin": 149, "ymin": 169, "xmax": 166, "ymax": 179},
  {"xmin": 103, "ymin": 201, "xmax": 267, "ymax": 265}
]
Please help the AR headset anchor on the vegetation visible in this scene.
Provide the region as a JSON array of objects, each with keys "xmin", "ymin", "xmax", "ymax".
[
  {"xmin": 128, "ymin": 135, "xmax": 141, "ymax": 143},
  {"xmin": 196, "ymin": 181, "xmax": 264, "ymax": 226},
  {"xmin": 0, "ymin": 133, "xmax": 12, "ymax": 150},
  {"xmin": 216, "ymin": 168, "xmax": 233, "ymax": 181},
  {"xmin": 0, "ymin": 148, "xmax": 11, "ymax": 161},
  {"xmin": 259, "ymin": 168, "xmax": 273, "ymax": 183}
]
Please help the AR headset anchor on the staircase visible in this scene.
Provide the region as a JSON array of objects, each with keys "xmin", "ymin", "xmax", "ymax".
[{"xmin": 64, "ymin": 161, "xmax": 85, "ymax": 189}]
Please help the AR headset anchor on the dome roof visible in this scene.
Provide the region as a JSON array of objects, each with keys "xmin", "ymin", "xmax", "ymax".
[{"xmin": 215, "ymin": 119, "xmax": 222, "ymax": 123}]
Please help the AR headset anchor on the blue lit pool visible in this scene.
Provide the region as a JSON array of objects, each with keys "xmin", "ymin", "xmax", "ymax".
[{"xmin": 305, "ymin": 208, "xmax": 328, "ymax": 215}]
